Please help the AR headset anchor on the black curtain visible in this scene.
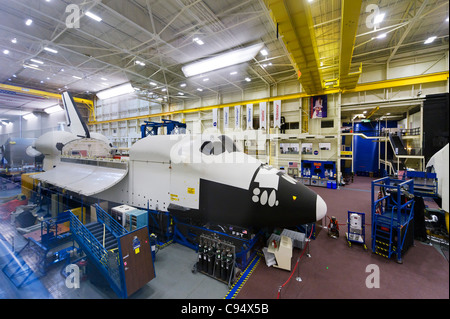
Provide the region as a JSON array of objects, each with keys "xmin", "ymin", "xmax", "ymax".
[{"xmin": 423, "ymin": 93, "xmax": 449, "ymax": 163}]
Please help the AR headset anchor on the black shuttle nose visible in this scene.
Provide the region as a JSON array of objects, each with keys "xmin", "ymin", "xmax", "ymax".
[
  {"xmin": 276, "ymin": 173, "xmax": 326, "ymax": 225},
  {"xmin": 250, "ymin": 169, "xmax": 327, "ymax": 227}
]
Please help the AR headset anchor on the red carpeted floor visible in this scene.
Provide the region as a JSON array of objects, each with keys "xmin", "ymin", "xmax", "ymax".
[{"xmin": 236, "ymin": 176, "xmax": 449, "ymax": 299}]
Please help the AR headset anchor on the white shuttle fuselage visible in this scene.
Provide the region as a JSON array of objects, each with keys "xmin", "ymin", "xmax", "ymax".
[{"xmin": 32, "ymin": 92, "xmax": 327, "ymax": 228}]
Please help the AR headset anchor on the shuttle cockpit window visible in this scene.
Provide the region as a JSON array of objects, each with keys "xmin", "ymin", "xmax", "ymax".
[{"xmin": 200, "ymin": 135, "xmax": 240, "ymax": 155}]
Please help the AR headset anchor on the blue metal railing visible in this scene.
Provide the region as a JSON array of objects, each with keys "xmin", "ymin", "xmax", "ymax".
[
  {"xmin": 69, "ymin": 211, "xmax": 124, "ymax": 297},
  {"xmin": 93, "ymin": 203, "xmax": 129, "ymax": 238},
  {"xmin": 371, "ymin": 178, "xmax": 415, "ymax": 262}
]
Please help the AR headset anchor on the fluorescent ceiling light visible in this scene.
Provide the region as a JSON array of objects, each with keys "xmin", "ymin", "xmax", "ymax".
[
  {"xmin": 424, "ymin": 36, "xmax": 436, "ymax": 44},
  {"xmin": 149, "ymin": 82, "xmax": 157, "ymax": 86},
  {"xmin": 245, "ymin": 77, "xmax": 251, "ymax": 82},
  {"xmin": 97, "ymin": 83, "xmax": 135, "ymax": 100},
  {"xmin": 180, "ymin": 83, "xmax": 186, "ymax": 87},
  {"xmin": 135, "ymin": 60, "xmax": 146, "ymax": 66},
  {"xmin": 25, "ymin": 19, "xmax": 33, "ymax": 26},
  {"xmin": 72, "ymin": 75, "xmax": 82, "ymax": 79},
  {"xmin": 23, "ymin": 113, "xmax": 37, "ymax": 120},
  {"xmin": 178, "ymin": 92, "xmax": 184, "ymax": 96},
  {"xmin": 376, "ymin": 33, "xmax": 387, "ymax": 39},
  {"xmin": 182, "ymin": 43, "xmax": 264, "ymax": 77},
  {"xmin": 86, "ymin": 11, "xmax": 102, "ymax": 22},
  {"xmin": 197, "ymin": 88, "xmax": 203, "ymax": 92},
  {"xmin": 45, "ymin": 105, "xmax": 63, "ymax": 114},
  {"xmin": 260, "ymin": 49, "xmax": 268, "ymax": 56},
  {"xmin": 101, "ymin": 77, "xmax": 107, "ymax": 81},
  {"xmin": 23, "ymin": 64, "xmax": 42, "ymax": 71},
  {"xmin": 3, "ymin": 50, "xmax": 9, "ymax": 55},
  {"xmin": 374, "ymin": 13, "xmax": 385, "ymax": 25},
  {"xmin": 44, "ymin": 47, "xmax": 58, "ymax": 54},
  {"xmin": 203, "ymin": 78, "xmax": 209, "ymax": 82},
  {"xmin": 230, "ymin": 71, "xmax": 237, "ymax": 75},
  {"xmin": 11, "ymin": 38, "xmax": 17, "ymax": 44},
  {"xmin": 193, "ymin": 38, "xmax": 204, "ymax": 45},
  {"xmin": 30, "ymin": 58, "xmax": 44, "ymax": 64}
]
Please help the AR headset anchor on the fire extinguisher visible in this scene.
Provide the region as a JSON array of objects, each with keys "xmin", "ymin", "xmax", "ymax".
[{"xmin": 376, "ymin": 190, "xmax": 383, "ymax": 215}]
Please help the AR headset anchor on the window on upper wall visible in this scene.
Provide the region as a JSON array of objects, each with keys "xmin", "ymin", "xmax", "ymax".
[
  {"xmin": 321, "ymin": 120, "xmax": 334, "ymax": 128},
  {"xmin": 287, "ymin": 122, "xmax": 299, "ymax": 129}
]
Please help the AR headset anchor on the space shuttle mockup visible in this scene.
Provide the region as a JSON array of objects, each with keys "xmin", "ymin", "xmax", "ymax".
[{"xmin": 32, "ymin": 92, "xmax": 327, "ymax": 228}]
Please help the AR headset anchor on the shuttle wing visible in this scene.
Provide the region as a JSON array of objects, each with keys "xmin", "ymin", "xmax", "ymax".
[{"xmin": 32, "ymin": 158, "xmax": 128, "ymax": 196}]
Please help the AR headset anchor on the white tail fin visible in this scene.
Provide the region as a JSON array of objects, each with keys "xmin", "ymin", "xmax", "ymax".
[{"xmin": 62, "ymin": 92, "xmax": 90, "ymax": 138}]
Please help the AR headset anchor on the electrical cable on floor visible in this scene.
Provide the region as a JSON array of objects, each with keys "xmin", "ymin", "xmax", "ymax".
[{"xmin": 276, "ymin": 226, "xmax": 314, "ymax": 299}]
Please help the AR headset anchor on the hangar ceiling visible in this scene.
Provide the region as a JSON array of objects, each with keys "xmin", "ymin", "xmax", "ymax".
[{"xmin": 0, "ymin": 0, "xmax": 448, "ymax": 118}]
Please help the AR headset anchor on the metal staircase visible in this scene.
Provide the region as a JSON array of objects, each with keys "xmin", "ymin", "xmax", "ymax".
[
  {"xmin": 69, "ymin": 204, "xmax": 129, "ymax": 298},
  {"xmin": 389, "ymin": 133, "xmax": 407, "ymax": 155}
]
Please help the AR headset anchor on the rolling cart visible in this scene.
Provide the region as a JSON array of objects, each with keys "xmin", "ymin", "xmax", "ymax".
[{"xmin": 346, "ymin": 211, "xmax": 367, "ymax": 250}]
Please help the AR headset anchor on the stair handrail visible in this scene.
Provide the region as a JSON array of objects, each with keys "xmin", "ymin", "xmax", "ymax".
[
  {"xmin": 93, "ymin": 203, "xmax": 129, "ymax": 238},
  {"xmin": 68, "ymin": 211, "xmax": 123, "ymax": 294}
]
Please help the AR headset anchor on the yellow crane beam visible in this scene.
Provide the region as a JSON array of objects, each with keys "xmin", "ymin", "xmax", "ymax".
[
  {"xmin": 339, "ymin": 0, "xmax": 363, "ymax": 90},
  {"xmin": 266, "ymin": 0, "xmax": 323, "ymax": 95}
]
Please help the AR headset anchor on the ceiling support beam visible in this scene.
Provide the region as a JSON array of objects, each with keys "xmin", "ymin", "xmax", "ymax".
[
  {"xmin": 338, "ymin": 0, "xmax": 362, "ymax": 90},
  {"xmin": 387, "ymin": 0, "xmax": 429, "ymax": 64},
  {"xmin": 265, "ymin": 0, "xmax": 323, "ymax": 94}
]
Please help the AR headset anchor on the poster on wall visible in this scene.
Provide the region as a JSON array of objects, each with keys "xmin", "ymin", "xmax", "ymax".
[
  {"xmin": 247, "ymin": 104, "xmax": 253, "ymax": 130},
  {"xmin": 273, "ymin": 100, "xmax": 281, "ymax": 128},
  {"xmin": 235, "ymin": 105, "xmax": 241, "ymax": 129},
  {"xmin": 224, "ymin": 107, "xmax": 229, "ymax": 128},
  {"xmin": 310, "ymin": 95, "xmax": 327, "ymax": 118},
  {"xmin": 259, "ymin": 102, "xmax": 266, "ymax": 129}
]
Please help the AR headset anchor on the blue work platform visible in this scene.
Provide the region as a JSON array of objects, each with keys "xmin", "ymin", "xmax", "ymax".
[{"xmin": 371, "ymin": 177, "xmax": 415, "ymax": 263}]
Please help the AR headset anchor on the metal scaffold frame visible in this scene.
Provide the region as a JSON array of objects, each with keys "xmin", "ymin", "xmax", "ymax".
[{"xmin": 371, "ymin": 177, "xmax": 415, "ymax": 263}]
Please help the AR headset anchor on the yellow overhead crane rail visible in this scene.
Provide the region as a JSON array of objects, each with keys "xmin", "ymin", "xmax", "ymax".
[
  {"xmin": 266, "ymin": 0, "xmax": 323, "ymax": 95},
  {"xmin": 339, "ymin": 0, "xmax": 363, "ymax": 90},
  {"xmin": 88, "ymin": 71, "xmax": 449, "ymax": 126},
  {"xmin": 0, "ymin": 83, "xmax": 95, "ymax": 122}
]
